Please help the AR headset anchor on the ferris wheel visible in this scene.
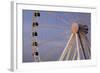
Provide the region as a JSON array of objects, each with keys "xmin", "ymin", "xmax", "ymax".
[{"xmin": 31, "ymin": 11, "xmax": 91, "ymax": 62}]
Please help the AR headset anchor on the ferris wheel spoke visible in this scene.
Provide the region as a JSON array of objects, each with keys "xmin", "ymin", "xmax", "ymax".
[
  {"xmin": 38, "ymin": 24, "xmax": 67, "ymax": 30},
  {"xmin": 47, "ymin": 12, "xmax": 69, "ymax": 26},
  {"xmin": 80, "ymin": 34, "xmax": 91, "ymax": 59},
  {"xmin": 65, "ymin": 35, "xmax": 76, "ymax": 60},
  {"xmin": 43, "ymin": 46, "xmax": 66, "ymax": 61},
  {"xmin": 38, "ymin": 31, "xmax": 69, "ymax": 46},
  {"xmin": 59, "ymin": 33, "xmax": 74, "ymax": 60},
  {"xmin": 72, "ymin": 48, "xmax": 77, "ymax": 60}
]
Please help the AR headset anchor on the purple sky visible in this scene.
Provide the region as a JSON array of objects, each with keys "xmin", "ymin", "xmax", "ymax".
[{"xmin": 23, "ymin": 10, "xmax": 91, "ymax": 62}]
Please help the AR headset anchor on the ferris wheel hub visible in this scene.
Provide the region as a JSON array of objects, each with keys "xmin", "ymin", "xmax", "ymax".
[{"xmin": 72, "ymin": 22, "xmax": 79, "ymax": 33}]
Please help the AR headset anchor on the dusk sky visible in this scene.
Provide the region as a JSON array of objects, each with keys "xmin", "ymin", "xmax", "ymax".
[{"xmin": 23, "ymin": 10, "xmax": 91, "ymax": 62}]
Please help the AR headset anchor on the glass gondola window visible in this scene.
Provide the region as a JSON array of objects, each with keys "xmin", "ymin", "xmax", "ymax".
[
  {"xmin": 34, "ymin": 11, "xmax": 40, "ymax": 17},
  {"xmin": 32, "ymin": 32, "xmax": 38, "ymax": 36},
  {"xmin": 32, "ymin": 22, "xmax": 38, "ymax": 27}
]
